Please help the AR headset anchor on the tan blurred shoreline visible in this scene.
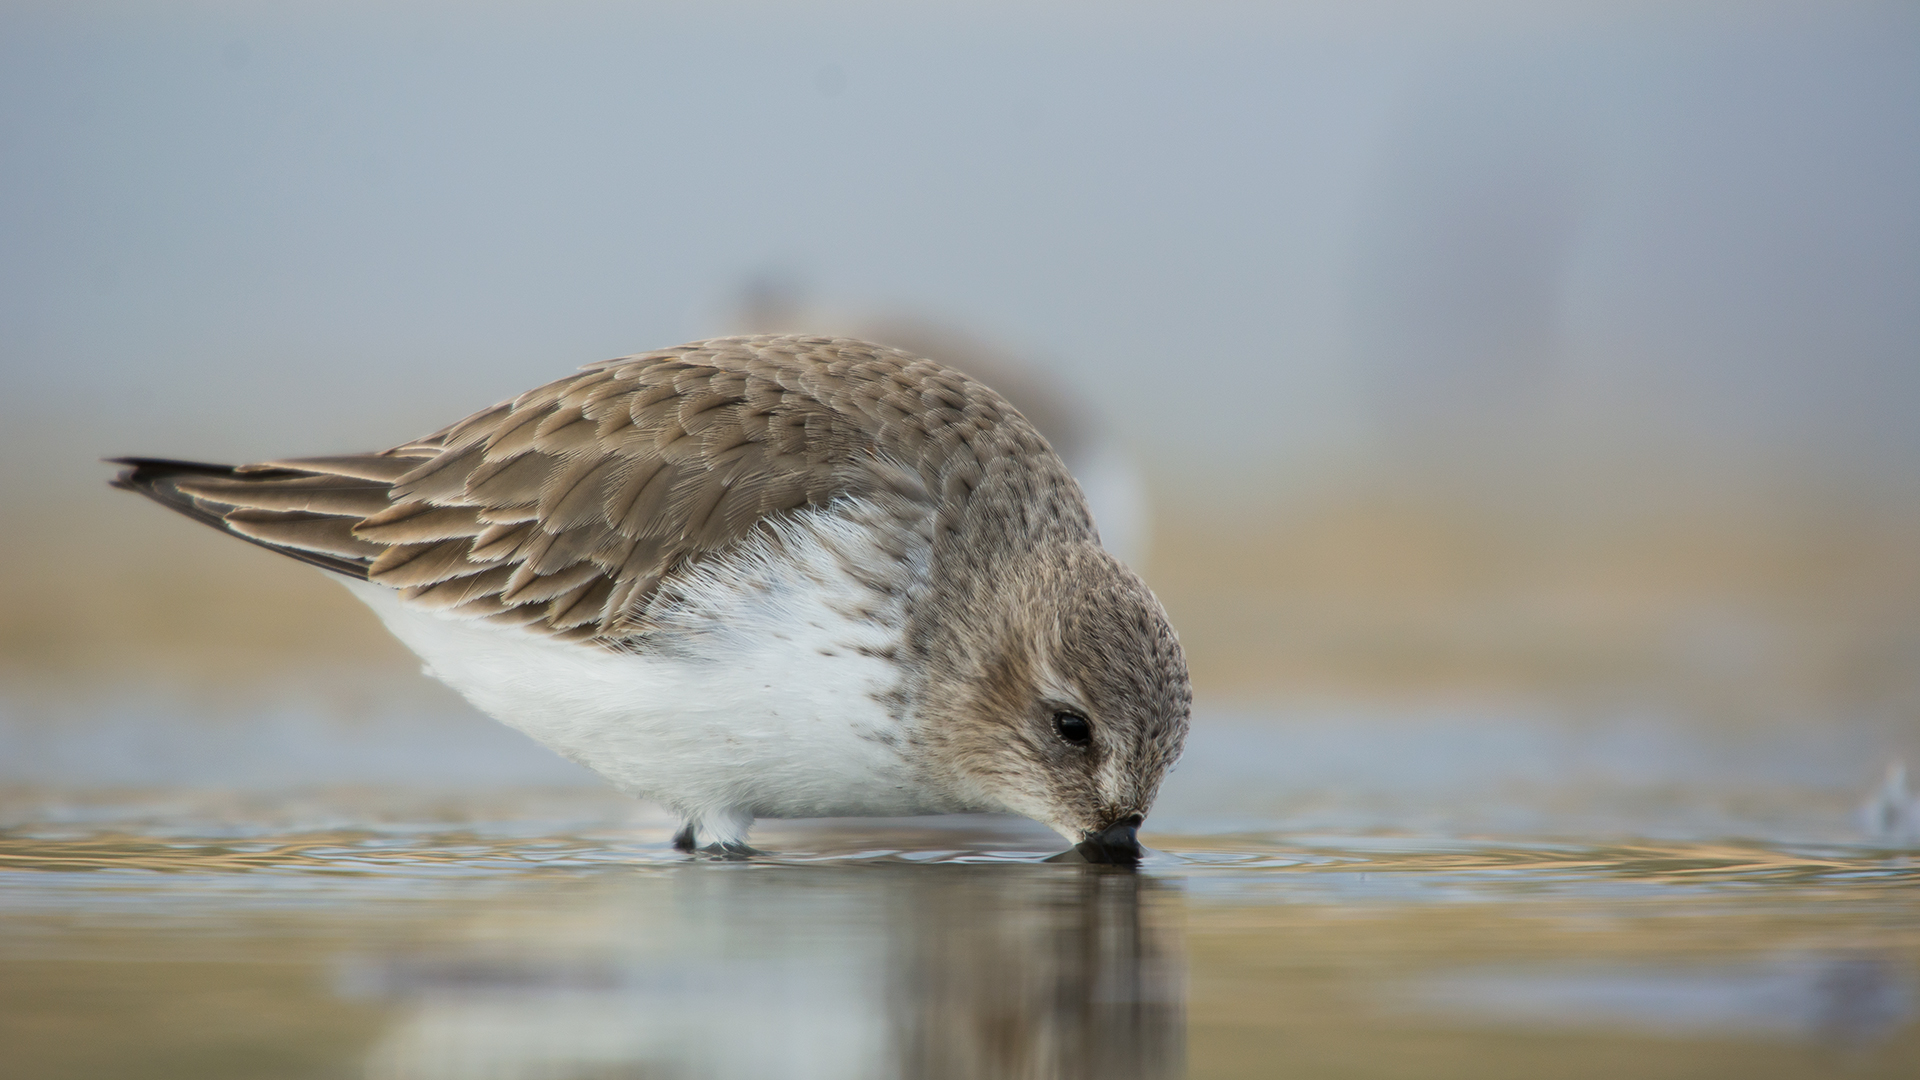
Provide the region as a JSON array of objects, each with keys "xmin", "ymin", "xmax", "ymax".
[
  {"xmin": 6, "ymin": 474, "xmax": 1917, "ymax": 727},
  {"xmin": 1150, "ymin": 479, "xmax": 1920, "ymax": 720},
  {"xmin": 0, "ymin": 493, "xmax": 418, "ymax": 695}
]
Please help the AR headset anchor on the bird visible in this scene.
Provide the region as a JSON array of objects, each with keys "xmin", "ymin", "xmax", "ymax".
[
  {"xmin": 1859, "ymin": 761, "xmax": 1920, "ymax": 846},
  {"xmin": 111, "ymin": 335, "xmax": 1191, "ymax": 863}
]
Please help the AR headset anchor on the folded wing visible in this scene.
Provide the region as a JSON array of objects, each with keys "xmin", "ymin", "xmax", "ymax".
[{"xmin": 110, "ymin": 336, "xmax": 1050, "ymax": 644}]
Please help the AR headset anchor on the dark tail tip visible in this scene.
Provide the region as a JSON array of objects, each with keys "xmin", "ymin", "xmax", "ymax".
[
  {"xmin": 106, "ymin": 456, "xmax": 242, "ymax": 491},
  {"xmin": 105, "ymin": 456, "xmax": 373, "ymax": 580},
  {"xmin": 105, "ymin": 457, "xmax": 242, "ymax": 526}
]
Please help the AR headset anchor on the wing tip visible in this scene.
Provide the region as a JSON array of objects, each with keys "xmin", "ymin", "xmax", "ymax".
[{"xmin": 106, "ymin": 455, "xmax": 375, "ymax": 581}]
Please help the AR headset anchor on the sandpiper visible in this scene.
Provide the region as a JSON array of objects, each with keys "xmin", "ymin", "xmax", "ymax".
[{"xmin": 112, "ymin": 335, "xmax": 1191, "ymax": 862}]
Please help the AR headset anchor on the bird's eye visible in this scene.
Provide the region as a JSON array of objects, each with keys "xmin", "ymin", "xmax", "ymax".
[{"xmin": 1052, "ymin": 711, "xmax": 1093, "ymax": 746}]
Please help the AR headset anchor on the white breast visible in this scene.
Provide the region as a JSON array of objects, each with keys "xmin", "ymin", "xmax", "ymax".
[{"xmin": 341, "ymin": 500, "xmax": 954, "ymax": 844}]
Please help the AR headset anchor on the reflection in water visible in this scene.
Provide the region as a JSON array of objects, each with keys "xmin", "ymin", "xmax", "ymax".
[
  {"xmin": 890, "ymin": 869, "xmax": 1183, "ymax": 1080},
  {"xmin": 1813, "ymin": 955, "xmax": 1917, "ymax": 1048},
  {"xmin": 3, "ymin": 810, "xmax": 1919, "ymax": 1080},
  {"xmin": 1405, "ymin": 953, "xmax": 1915, "ymax": 1047},
  {"xmin": 6, "ymin": 696, "xmax": 1920, "ymax": 1080},
  {"xmin": 344, "ymin": 864, "xmax": 1183, "ymax": 1080}
]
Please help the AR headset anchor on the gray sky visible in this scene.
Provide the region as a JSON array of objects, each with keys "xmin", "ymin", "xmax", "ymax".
[{"xmin": 4, "ymin": 0, "xmax": 1916, "ymax": 499}]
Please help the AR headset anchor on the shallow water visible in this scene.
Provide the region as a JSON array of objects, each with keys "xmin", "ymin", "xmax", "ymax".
[{"xmin": 3, "ymin": 700, "xmax": 1917, "ymax": 1078}]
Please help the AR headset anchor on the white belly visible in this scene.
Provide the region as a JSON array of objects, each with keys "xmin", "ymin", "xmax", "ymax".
[{"xmin": 340, "ymin": 505, "xmax": 952, "ymax": 839}]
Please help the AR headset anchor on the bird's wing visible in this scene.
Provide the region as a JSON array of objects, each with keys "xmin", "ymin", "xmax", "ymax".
[{"xmin": 115, "ymin": 336, "xmax": 1049, "ymax": 643}]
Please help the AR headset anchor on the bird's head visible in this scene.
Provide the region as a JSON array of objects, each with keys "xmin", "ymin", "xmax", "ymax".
[{"xmin": 916, "ymin": 541, "xmax": 1191, "ymax": 865}]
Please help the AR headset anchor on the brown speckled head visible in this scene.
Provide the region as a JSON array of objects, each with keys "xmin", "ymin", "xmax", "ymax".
[{"xmin": 909, "ymin": 536, "xmax": 1192, "ymax": 850}]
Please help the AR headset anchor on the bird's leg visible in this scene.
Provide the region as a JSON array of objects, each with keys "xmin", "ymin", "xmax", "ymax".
[
  {"xmin": 672, "ymin": 807, "xmax": 759, "ymax": 857},
  {"xmin": 671, "ymin": 822, "xmax": 699, "ymax": 853}
]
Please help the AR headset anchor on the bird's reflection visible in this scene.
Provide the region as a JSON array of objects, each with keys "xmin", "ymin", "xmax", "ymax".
[
  {"xmin": 888, "ymin": 867, "xmax": 1184, "ymax": 1080},
  {"xmin": 353, "ymin": 863, "xmax": 1185, "ymax": 1080}
]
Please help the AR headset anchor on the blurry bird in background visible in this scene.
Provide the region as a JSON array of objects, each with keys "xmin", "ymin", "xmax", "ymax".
[
  {"xmin": 1858, "ymin": 761, "xmax": 1920, "ymax": 846},
  {"xmin": 734, "ymin": 274, "xmax": 1151, "ymax": 571}
]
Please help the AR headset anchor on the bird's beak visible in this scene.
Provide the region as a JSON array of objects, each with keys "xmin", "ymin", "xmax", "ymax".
[{"xmin": 1073, "ymin": 814, "xmax": 1144, "ymax": 866}]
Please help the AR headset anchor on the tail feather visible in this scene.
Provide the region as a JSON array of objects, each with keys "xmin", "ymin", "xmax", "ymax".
[{"xmin": 108, "ymin": 457, "xmax": 375, "ymax": 579}]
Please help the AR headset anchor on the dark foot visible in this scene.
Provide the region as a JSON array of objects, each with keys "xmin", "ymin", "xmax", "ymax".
[{"xmin": 672, "ymin": 824, "xmax": 760, "ymax": 859}]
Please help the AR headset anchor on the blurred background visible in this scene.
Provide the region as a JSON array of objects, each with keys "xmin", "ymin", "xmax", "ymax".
[
  {"xmin": 5, "ymin": 3, "xmax": 1920, "ymax": 1077},
  {"xmin": 3, "ymin": 0, "xmax": 1916, "ymax": 751}
]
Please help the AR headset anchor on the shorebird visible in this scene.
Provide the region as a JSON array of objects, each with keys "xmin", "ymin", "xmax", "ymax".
[{"xmin": 112, "ymin": 335, "xmax": 1190, "ymax": 862}]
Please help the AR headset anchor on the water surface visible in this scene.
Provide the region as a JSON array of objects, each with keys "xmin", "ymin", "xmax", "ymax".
[{"xmin": 3, "ymin": 703, "xmax": 1916, "ymax": 1079}]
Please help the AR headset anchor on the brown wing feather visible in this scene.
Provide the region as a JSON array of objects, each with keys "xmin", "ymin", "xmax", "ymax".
[{"xmin": 113, "ymin": 335, "xmax": 1082, "ymax": 644}]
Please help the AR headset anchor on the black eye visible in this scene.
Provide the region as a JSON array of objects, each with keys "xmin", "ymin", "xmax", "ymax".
[{"xmin": 1052, "ymin": 711, "xmax": 1092, "ymax": 746}]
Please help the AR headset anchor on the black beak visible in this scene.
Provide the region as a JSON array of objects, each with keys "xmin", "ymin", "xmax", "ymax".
[{"xmin": 1072, "ymin": 815, "xmax": 1144, "ymax": 866}]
